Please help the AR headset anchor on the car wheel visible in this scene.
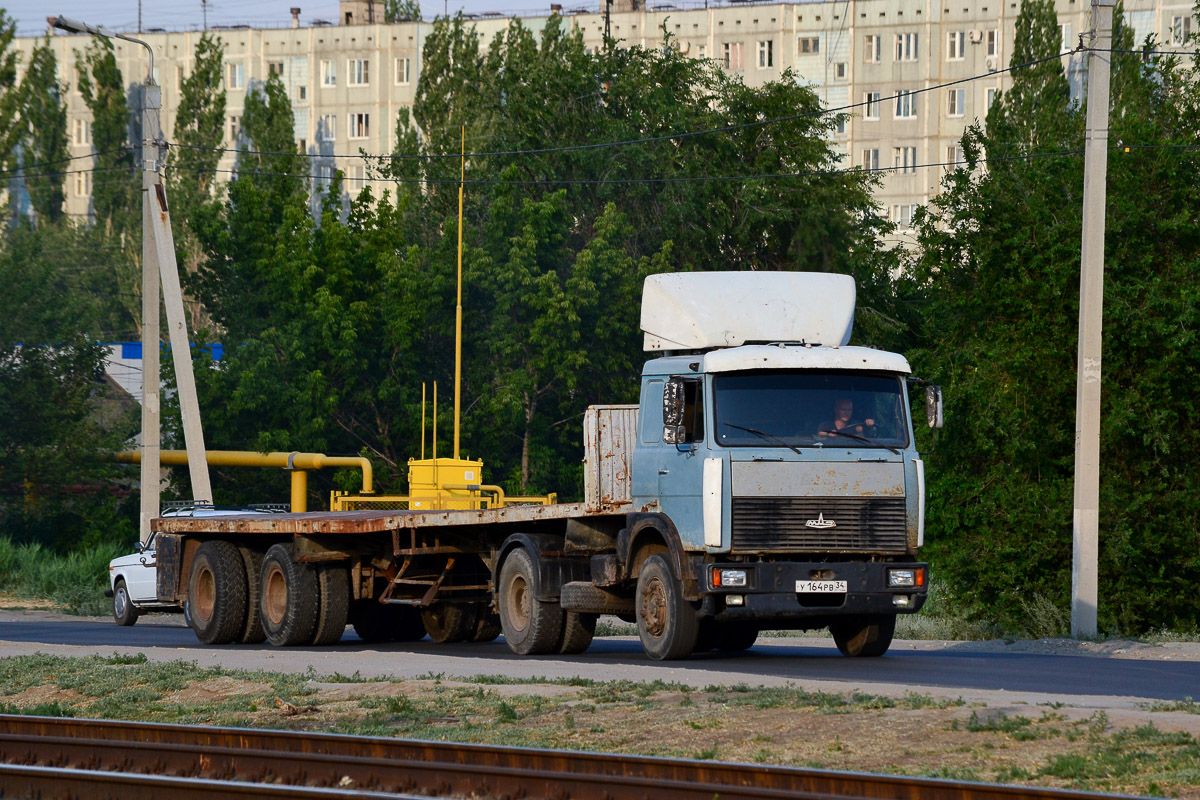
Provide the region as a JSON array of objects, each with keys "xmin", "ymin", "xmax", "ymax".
[{"xmin": 112, "ymin": 579, "xmax": 139, "ymax": 627}]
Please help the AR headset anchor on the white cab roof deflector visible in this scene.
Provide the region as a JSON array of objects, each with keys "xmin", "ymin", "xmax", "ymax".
[
  {"xmin": 641, "ymin": 272, "xmax": 856, "ymax": 351},
  {"xmin": 703, "ymin": 345, "xmax": 911, "ymax": 374}
]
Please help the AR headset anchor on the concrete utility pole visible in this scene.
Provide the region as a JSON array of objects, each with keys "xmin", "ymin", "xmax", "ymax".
[
  {"xmin": 1072, "ymin": 0, "xmax": 1114, "ymax": 639},
  {"xmin": 52, "ymin": 15, "xmax": 214, "ymax": 542}
]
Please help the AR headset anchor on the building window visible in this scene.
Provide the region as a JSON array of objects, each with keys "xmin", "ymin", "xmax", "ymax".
[
  {"xmin": 835, "ymin": 61, "xmax": 847, "ymax": 80},
  {"xmin": 986, "ymin": 29, "xmax": 998, "ymax": 57},
  {"xmin": 895, "ymin": 90, "xmax": 917, "ymax": 119},
  {"xmin": 72, "ymin": 118, "xmax": 90, "ymax": 146},
  {"xmin": 798, "ymin": 36, "xmax": 819, "ymax": 54},
  {"xmin": 946, "ymin": 145, "xmax": 962, "ymax": 170},
  {"xmin": 895, "ymin": 32, "xmax": 918, "ymax": 62},
  {"xmin": 321, "ymin": 59, "xmax": 336, "ymax": 87},
  {"xmin": 73, "ymin": 171, "xmax": 89, "ymax": 197},
  {"xmin": 298, "ymin": 138, "xmax": 307, "ymax": 153},
  {"xmin": 268, "ymin": 61, "xmax": 284, "ymax": 76},
  {"xmin": 175, "ymin": 65, "xmax": 185, "ymax": 89},
  {"xmin": 861, "ymin": 148, "xmax": 879, "ymax": 171},
  {"xmin": 298, "ymin": 85, "xmax": 307, "ymax": 100},
  {"xmin": 722, "ymin": 42, "xmax": 744, "ymax": 70},
  {"xmin": 758, "ymin": 40, "xmax": 774, "ymax": 68},
  {"xmin": 348, "ymin": 112, "xmax": 370, "ymax": 140},
  {"xmin": 864, "ymin": 91, "xmax": 880, "ymax": 120},
  {"xmin": 697, "ymin": 43, "xmax": 707, "ymax": 58},
  {"xmin": 226, "ymin": 63, "xmax": 244, "ymax": 89},
  {"xmin": 947, "ymin": 88, "xmax": 965, "ymax": 117},
  {"xmin": 1058, "ymin": 23, "xmax": 1072, "ymax": 53},
  {"xmin": 395, "ymin": 57, "xmax": 411, "ymax": 85},
  {"xmin": 229, "ymin": 115, "xmax": 240, "ymax": 142},
  {"xmin": 892, "ymin": 204, "xmax": 915, "ymax": 228},
  {"xmin": 1171, "ymin": 15, "xmax": 1192, "ymax": 44},
  {"xmin": 864, "ymin": 34, "xmax": 881, "ymax": 63},
  {"xmin": 985, "ymin": 86, "xmax": 998, "ymax": 109},
  {"xmin": 835, "ymin": 116, "xmax": 846, "ymax": 134},
  {"xmin": 320, "ymin": 114, "xmax": 337, "ymax": 141},
  {"xmin": 348, "ymin": 58, "xmax": 370, "ymax": 86},
  {"xmin": 893, "ymin": 146, "xmax": 917, "ymax": 174},
  {"xmin": 947, "ymin": 31, "xmax": 965, "ymax": 60}
]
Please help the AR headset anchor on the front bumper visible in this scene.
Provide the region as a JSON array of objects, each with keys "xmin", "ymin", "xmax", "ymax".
[{"xmin": 697, "ymin": 560, "xmax": 928, "ymax": 626}]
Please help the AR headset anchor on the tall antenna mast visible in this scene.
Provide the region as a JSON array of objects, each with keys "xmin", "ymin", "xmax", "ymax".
[
  {"xmin": 202, "ymin": 0, "xmax": 208, "ymax": 31},
  {"xmin": 453, "ymin": 124, "xmax": 465, "ymax": 459}
]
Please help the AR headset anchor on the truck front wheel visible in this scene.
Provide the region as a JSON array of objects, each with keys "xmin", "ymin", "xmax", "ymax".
[
  {"xmin": 259, "ymin": 543, "xmax": 319, "ymax": 647},
  {"xmin": 636, "ymin": 554, "xmax": 699, "ymax": 661},
  {"xmin": 830, "ymin": 614, "xmax": 895, "ymax": 657},
  {"xmin": 498, "ymin": 548, "xmax": 563, "ymax": 655}
]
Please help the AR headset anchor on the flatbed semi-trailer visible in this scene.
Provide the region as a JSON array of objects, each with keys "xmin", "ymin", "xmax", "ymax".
[{"xmin": 151, "ymin": 273, "xmax": 941, "ymax": 661}]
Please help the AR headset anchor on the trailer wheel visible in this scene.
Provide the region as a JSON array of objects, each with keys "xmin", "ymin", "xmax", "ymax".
[
  {"xmin": 351, "ymin": 601, "xmax": 425, "ymax": 643},
  {"xmin": 498, "ymin": 548, "xmax": 563, "ymax": 655},
  {"xmin": 188, "ymin": 540, "xmax": 248, "ymax": 645},
  {"xmin": 830, "ymin": 614, "xmax": 895, "ymax": 657},
  {"xmin": 636, "ymin": 553, "xmax": 699, "ymax": 661},
  {"xmin": 237, "ymin": 547, "xmax": 266, "ymax": 644},
  {"xmin": 311, "ymin": 564, "xmax": 350, "ymax": 645},
  {"xmin": 421, "ymin": 603, "xmax": 477, "ymax": 643},
  {"xmin": 112, "ymin": 579, "xmax": 139, "ymax": 627},
  {"xmin": 259, "ymin": 543, "xmax": 319, "ymax": 647},
  {"xmin": 470, "ymin": 605, "xmax": 502, "ymax": 643},
  {"xmin": 557, "ymin": 612, "xmax": 597, "ymax": 655}
]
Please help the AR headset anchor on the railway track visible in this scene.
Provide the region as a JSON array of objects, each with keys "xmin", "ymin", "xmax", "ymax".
[{"xmin": 0, "ymin": 715, "xmax": 1143, "ymax": 800}]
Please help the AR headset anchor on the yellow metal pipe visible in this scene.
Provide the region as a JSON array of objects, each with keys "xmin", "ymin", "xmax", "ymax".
[
  {"xmin": 115, "ymin": 450, "xmax": 374, "ymax": 496},
  {"xmin": 442, "ymin": 483, "xmax": 507, "ymax": 507},
  {"xmin": 290, "ymin": 470, "xmax": 308, "ymax": 512}
]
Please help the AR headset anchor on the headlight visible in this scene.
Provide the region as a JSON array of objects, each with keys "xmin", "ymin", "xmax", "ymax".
[
  {"xmin": 888, "ymin": 569, "xmax": 916, "ymax": 587},
  {"xmin": 712, "ymin": 568, "xmax": 747, "ymax": 588}
]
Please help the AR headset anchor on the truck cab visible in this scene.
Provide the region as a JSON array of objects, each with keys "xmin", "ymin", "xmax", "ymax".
[{"xmin": 624, "ymin": 272, "xmax": 937, "ymax": 658}]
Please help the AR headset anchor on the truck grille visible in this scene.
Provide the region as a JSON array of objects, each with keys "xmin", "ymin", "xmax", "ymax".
[{"xmin": 731, "ymin": 497, "xmax": 909, "ymax": 553}]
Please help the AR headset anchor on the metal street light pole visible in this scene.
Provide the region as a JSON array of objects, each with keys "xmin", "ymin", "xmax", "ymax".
[{"xmin": 52, "ymin": 15, "xmax": 213, "ymax": 543}]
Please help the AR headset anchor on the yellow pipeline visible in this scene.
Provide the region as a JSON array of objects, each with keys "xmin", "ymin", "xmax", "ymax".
[{"xmin": 114, "ymin": 450, "xmax": 374, "ymax": 512}]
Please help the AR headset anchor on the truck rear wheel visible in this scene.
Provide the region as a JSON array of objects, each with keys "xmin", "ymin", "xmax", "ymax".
[
  {"xmin": 421, "ymin": 603, "xmax": 477, "ymax": 643},
  {"xmin": 470, "ymin": 605, "xmax": 502, "ymax": 643},
  {"xmin": 188, "ymin": 540, "xmax": 248, "ymax": 645},
  {"xmin": 260, "ymin": 543, "xmax": 319, "ymax": 647},
  {"xmin": 636, "ymin": 554, "xmax": 698, "ymax": 661},
  {"xmin": 498, "ymin": 548, "xmax": 563, "ymax": 655},
  {"xmin": 557, "ymin": 612, "xmax": 597, "ymax": 654},
  {"xmin": 351, "ymin": 601, "xmax": 425, "ymax": 642},
  {"xmin": 237, "ymin": 547, "xmax": 266, "ymax": 644},
  {"xmin": 311, "ymin": 564, "xmax": 350, "ymax": 645},
  {"xmin": 830, "ymin": 614, "xmax": 895, "ymax": 657}
]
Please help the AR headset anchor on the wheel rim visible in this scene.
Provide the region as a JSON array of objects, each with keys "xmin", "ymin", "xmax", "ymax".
[
  {"xmin": 114, "ymin": 587, "xmax": 129, "ymax": 617},
  {"xmin": 196, "ymin": 566, "xmax": 216, "ymax": 623},
  {"xmin": 265, "ymin": 566, "xmax": 288, "ymax": 626},
  {"xmin": 640, "ymin": 576, "xmax": 668, "ymax": 638},
  {"xmin": 506, "ymin": 574, "xmax": 530, "ymax": 634}
]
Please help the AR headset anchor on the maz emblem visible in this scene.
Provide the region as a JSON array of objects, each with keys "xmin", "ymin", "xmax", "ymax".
[{"xmin": 805, "ymin": 513, "xmax": 837, "ymax": 529}]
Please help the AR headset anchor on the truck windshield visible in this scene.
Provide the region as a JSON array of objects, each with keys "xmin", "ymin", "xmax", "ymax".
[{"xmin": 713, "ymin": 371, "xmax": 910, "ymax": 450}]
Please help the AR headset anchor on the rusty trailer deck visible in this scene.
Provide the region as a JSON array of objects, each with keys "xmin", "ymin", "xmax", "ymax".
[{"xmin": 154, "ymin": 501, "xmax": 625, "ymax": 536}]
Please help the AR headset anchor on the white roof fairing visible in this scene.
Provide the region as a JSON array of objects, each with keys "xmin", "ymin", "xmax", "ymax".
[{"xmin": 641, "ymin": 272, "xmax": 856, "ymax": 351}]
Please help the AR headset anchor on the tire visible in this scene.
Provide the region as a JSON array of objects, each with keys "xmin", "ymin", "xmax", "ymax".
[
  {"xmin": 498, "ymin": 548, "xmax": 563, "ymax": 655},
  {"xmin": 635, "ymin": 553, "xmax": 699, "ymax": 661},
  {"xmin": 717, "ymin": 625, "xmax": 759, "ymax": 652},
  {"xmin": 557, "ymin": 612, "xmax": 597, "ymax": 654},
  {"xmin": 692, "ymin": 619, "xmax": 719, "ymax": 654},
  {"xmin": 470, "ymin": 605, "xmax": 503, "ymax": 643},
  {"xmin": 237, "ymin": 547, "xmax": 266, "ymax": 644},
  {"xmin": 188, "ymin": 540, "xmax": 248, "ymax": 645},
  {"xmin": 112, "ymin": 579, "xmax": 139, "ymax": 627},
  {"xmin": 311, "ymin": 564, "xmax": 350, "ymax": 645},
  {"xmin": 259, "ymin": 543, "xmax": 319, "ymax": 647},
  {"xmin": 351, "ymin": 601, "xmax": 425, "ymax": 643},
  {"xmin": 421, "ymin": 603, "xmax": 477, "ymax": 643},
  {"xmin": 830, "ymin": 614, "xmax": 896, "ymax": 657}
]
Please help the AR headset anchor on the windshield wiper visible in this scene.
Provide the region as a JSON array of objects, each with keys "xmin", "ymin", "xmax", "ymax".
[
  {"xmin": 723, "ymin": 423, "xmax": 803, "ymax": 456},
  {"xmin": 818, "ymin": 428, "xmax": 901, "ymax": 455}
]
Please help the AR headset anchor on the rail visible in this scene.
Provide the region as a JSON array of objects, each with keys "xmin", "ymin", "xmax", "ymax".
[{"xmin": 0, "ymin": 715, "xmax": 1141, "ymax": 800}]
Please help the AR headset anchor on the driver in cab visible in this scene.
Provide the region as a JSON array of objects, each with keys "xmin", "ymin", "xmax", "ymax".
[{"xmin": 818, "ymin": 398, "xmax": 874, "ymax": 438}]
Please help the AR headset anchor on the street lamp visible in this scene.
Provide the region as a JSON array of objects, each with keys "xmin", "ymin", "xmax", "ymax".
[{"xmin": 51, "ymin": 14, "xmax": 212, "ymax": 542}]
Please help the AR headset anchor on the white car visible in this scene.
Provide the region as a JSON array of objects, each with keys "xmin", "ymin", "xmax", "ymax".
[{"xmin": 107, "ymin": 504, "xmax": 287, "ymax": 626}]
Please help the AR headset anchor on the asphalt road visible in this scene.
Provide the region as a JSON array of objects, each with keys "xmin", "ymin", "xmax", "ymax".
[{"xmin": 1, "ymin": 614, "xmax": 1196, "ymax": 705}]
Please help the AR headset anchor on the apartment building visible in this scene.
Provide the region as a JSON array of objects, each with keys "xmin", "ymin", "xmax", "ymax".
[{"xmin": 14, "ymin": 0, "xmax": 1196, "ymax": 234}]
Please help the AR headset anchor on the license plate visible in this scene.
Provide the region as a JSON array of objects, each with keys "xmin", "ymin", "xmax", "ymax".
[{"xmin": 796, "ymin": 580, "xmax": 847, "ymax": 593}]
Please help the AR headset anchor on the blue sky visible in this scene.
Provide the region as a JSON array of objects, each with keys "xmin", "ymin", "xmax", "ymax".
[{"xmin": 3, "ymin": 1, "xmax": 544, "ymax": 37}]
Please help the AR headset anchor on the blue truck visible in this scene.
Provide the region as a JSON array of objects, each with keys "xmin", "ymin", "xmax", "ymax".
[{"xmin": 153, "ymin": 271, "xmax": 941, "ymax": 660}]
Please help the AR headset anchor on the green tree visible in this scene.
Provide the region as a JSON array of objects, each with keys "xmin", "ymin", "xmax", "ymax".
[
  {"xmin": 18, "ymin": 36, "xmax": 70, "ymax": 224},
  {"xmin": 166, "ymin": 33, "xmax": 227, "ymax": 235},
  {"xmin": 385, "ymin": 0, "xmax": 421, "ymax": 22},
  {"xmin": 907, "ymin": 0, "xmax": 1200, "ymax": 633},
  {"xmin": 0, "ymin": 10, "xmax": 22, "ymax": 178},
  {"xmin": 76, "ymin": 36, "xmax": 137, "ymax": 237}
]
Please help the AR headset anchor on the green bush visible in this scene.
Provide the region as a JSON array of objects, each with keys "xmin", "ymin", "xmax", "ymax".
[{"xmin": 0, "ymin": 536, "xmax": 123, "ymax": 616}]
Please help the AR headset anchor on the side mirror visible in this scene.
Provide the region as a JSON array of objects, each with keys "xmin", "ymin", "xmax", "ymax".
[
  {"xmin": 925, "ymin": 385, "xmax": 944, "ymax": 429},
  {"xmin": 663, "ymin": 377, "xmax": 685, "ymax": 426}
]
